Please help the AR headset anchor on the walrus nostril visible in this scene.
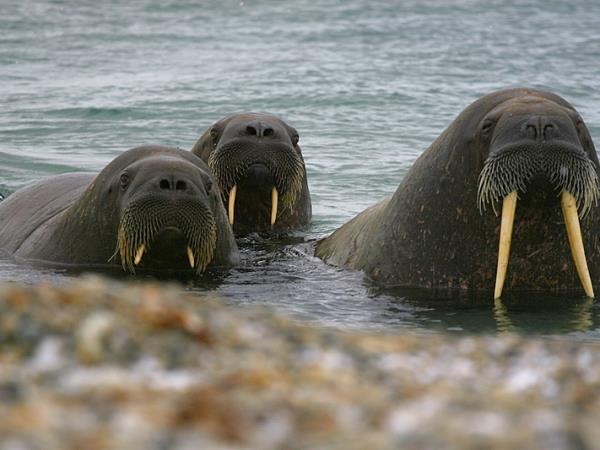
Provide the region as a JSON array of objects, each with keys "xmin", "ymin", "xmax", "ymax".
[
  {"xmin": 245, "ymin": 123, "xmax": 274, "ymax": 137},
  {"xmin": 175, "ymin": 180, "xmax": 187, "ymax": 191},
  {"xmin": 543, "ymin": 124, "xmax": 555, "ymax": 140},
  {"xmin": 159, "ymin": 179, "xmax": 171, "ymax": 190},
  {"xmin": 526, "ymin": 124, "xmax": 537, "ymax": 140}
]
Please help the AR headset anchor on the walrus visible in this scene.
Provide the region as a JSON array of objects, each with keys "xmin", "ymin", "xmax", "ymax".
[
  {"xmin": 316, "ymin": 88, "xmax": 600, "ymax": 298},
  {"xmin": 191, "ymin": 113, "xmax": 311, "ymax": 234},
  {"xmin": 0, "ymin": 146, "xmax": 239, "ymax": 273}
]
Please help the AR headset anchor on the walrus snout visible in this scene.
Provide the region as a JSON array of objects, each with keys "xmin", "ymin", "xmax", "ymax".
[
  {"xmin": 244, "ymin": 120, "xmax": 275, "ymax": 138},
  {"xmin": 116, "ymin": 195, "xmax": 217, "ymax": 275},
  {"xmin": 521, "ymin": 115, "xmax": 565, "ymax": 142},
  {"xmin": 141, "ymin": 166, "xmax": 212, "ymax": 198},
  {"xmin": 157, "ymin": 177, "xmax": 187, "ymax": 192},
  {"xmin": 149, "ymin": 173, "xmax": 212, "ymax": 198}
]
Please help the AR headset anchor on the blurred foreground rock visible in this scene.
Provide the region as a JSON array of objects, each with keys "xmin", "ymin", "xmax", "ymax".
[{"xmin": 1, "ymin": 277, "xmax": 600, "ymax": 450}]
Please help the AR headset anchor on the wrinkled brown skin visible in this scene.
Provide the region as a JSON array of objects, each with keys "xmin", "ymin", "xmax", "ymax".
[
  {"xmin": 191, "ymin": 113, "xmax": 311, "ymax": 234},
  {"xmin": 0, "ymin": 146, "xmax": 239, "ymax": 271},
  {"xmin": 317, "ymin": 88, "xmax": 600, "ymax": 292}
]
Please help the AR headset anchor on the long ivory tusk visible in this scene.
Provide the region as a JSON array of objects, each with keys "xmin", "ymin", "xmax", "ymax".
[
  {"xmin": 271, "ymin": 187, "xmax": 278, "ymax": 227},
  {"xmin": 187, "ymin": 246, "xmax": 195, "ymax": 268},
  {"xmin": 134, "ymin": 244, "xmax": 145, "ymax": 265},
  {"xmin": 228, "ymin": 185, "xmax": 237, "ymax": 225},
  {"xmin": 561, "ymin": 191, "xmax": 594, "ymax": 298},
  {"xmin": 494, "ymin": 191, "xmax": 517, "ymax": 299}
]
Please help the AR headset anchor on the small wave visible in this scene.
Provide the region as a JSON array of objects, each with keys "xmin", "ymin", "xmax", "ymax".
[{"xmin": 45, "ymin": 107, "xmax": 143, "ymax": 120}]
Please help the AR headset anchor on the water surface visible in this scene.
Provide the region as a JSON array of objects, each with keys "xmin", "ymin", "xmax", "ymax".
[{"xmin": 2, "ymin": 0, "xmax": 600, "ymax": 336}]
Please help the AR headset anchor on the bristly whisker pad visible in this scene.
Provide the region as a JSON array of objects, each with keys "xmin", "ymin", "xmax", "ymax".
[
  {"xmin": 542, "ymin": 144, "xmax": 600, "ymax": 218},
  {"xmin": 477, "ymin": 145, "xmax": 540, "ymax": 215},
  {"xmin": 478, "ymin": 143, "xmax": 599, "ymax": 218},
  {"xmin": 208, "ymin": 141, "xmax": 305, "ymax": 211},
  {"xmin": 116, "ymin": 196, "xmax": 217, "ymax": 274}
]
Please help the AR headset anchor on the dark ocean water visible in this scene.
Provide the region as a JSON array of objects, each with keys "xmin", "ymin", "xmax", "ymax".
[{"xmin": 2, "ymin": 0, "xmax": 600, "ymax": 336}]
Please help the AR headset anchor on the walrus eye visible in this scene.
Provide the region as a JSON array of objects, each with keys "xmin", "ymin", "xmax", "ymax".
[
  {"xmin": 205, "ymin": 180, "xmax": 213, "ymax": 194},
  {"xmin": 119, "ymin": 173, "xmax": 130, "ymax": 189},
  {"xmin": 210, "ymin": 127, "xmax": 219, "ymax": 147},
  {"xmin": 574, "ymin": 118, "xmax": 591, "ymax": 149},
  {"xmin": 481, "ymin": 119, "xmax": 495, "ymax": 137},
  {"xmin": 291, "ymin": 133, "xmax": 299, "ymax": 146}
]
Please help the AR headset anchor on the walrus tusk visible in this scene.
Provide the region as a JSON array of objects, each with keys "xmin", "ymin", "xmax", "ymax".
[
  {"xmin": 187, "ymin": 246, "xmax": 195, "ymax": 268},
  {"xmin": 134, "ymin": 244, "xmax": 145, "ymax": 265},
  {"xmin": 494, "ymin": 191, "xmax": 517, "ymax": 299},
  {"xmin": 228, "ymin": 185, "xmax": 237, "ymax": 225},
  {"xmin": 561, "ymin": 191, "xmax": 594, "ymax": 298},
  {"xmin": 271, "ymin": 187, "xmax": 278, "ymax": 227}
]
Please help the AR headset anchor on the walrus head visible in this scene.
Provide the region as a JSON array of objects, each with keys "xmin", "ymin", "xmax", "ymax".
[
  {"xmin": 476, "ymin": 95, "xmax": 599, "ymax": 298},
  {"xmin": 406, "ymin": 88, "xmax": 600, "ymax": 296},
  {"xmin": 191, "ymin": 113, "xmax": 310, "ymax": 233},
  {"xmin": 102, "ymin": 148, "xmax": 229, "ymax": 274}
]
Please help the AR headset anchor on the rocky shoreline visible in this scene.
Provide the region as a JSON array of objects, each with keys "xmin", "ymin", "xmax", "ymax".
[{"xmin": 2, "ymin": 277, "xmax": 600, "ymax": 449}]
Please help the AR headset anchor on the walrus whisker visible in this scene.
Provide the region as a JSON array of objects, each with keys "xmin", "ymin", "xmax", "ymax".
[
  {"xmin": 183, "ymin": 217, "xmax": 216, "ymax": 274},
  {"xmin": 108, "ymin": 247, "xmax": 119, "ymax": 264},
  {"xmin": 545, "ymin": 152, "xmax": 599, "ymax": 219}
]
